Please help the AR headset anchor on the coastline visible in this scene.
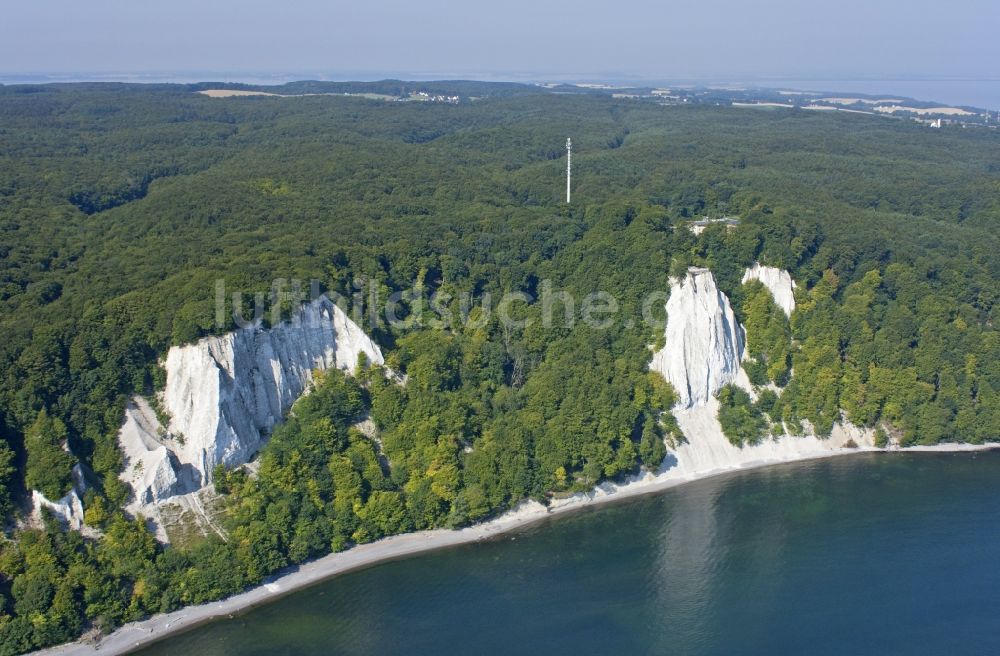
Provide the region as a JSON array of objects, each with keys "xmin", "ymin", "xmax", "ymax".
[{"xmin": 37, "ymin": 440, "xmax": 1000, "ymax": 656}]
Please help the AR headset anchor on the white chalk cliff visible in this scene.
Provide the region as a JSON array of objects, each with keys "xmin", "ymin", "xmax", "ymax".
[
  {"xmin": 742, "ymin": 263, "xmax": 797, "ymax": 317},
  {"xmin": 650, "ymin": 268, "xmax": 752, "ymax": 408},
  {"xmin": 118, "ymin": 398, "xmax": 182, "ymax": 505},
  {"xmin": 644, "ymin": 264, "xmax": 873, "ymax": 480},
  {"xmin": 118, "ymin": 297, "xmax": 383, "ymax": 512},
  {"xmin": 31, "ymin": 464, "xmax": 87, "ymax": 530}
]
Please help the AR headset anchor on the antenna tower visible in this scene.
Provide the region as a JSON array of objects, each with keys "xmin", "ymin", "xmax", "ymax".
[{"xmin": 566, "ymin": 138, "xmax": 572, "ymax": 204}]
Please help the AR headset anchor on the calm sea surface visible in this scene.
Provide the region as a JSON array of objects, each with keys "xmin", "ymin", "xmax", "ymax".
[{"xmin": 138, "ymin": 452, "xmax": 1000, "ymax": 656}]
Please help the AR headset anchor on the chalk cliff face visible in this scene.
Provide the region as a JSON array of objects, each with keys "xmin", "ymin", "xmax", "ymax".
[
  {"xmin": 31, "ymin": 465, "xmax": 87, "ymax": 530},
  {"xmin": 118, "ymin": 298, "xmax": 383, "ymax": 510},
  {"xmin": 650, "ymin": 268, "xmax": 750, "ymax": 408},
  {"xmin": 644, "ymin": 265, "xmax": 871, "ymax": 479},
  {"xmin": 118, "ymin": 398, "xmax": 183, "ymax": 505},
  {"xmin": 742, "ymin": 263, "xmax": 797, "ymax": 317}
]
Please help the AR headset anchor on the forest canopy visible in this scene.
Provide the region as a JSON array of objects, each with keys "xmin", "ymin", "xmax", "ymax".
[{"xmin": 1, "ymin": 81, "xmax": 1000, "ymax": 652}]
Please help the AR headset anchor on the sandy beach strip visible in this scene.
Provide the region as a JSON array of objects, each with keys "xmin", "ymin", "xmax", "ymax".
[{"xmin": 35, "ymin": 440, "xmax": 1000, "ymax": 656}]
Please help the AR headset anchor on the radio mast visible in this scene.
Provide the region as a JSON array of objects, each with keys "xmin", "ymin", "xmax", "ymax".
[{"xmin": 565, "ymin": 138, "xmax": 572, "ymax": 204}]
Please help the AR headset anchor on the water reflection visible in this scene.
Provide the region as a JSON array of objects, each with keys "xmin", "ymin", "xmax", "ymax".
[
  {"xmin": 648, "ymin": 479, "xmax": 723, "ymax": 652},
  {"xmin": 137, "ymin": 453, "xmax": 1000, "ymax": 656}
]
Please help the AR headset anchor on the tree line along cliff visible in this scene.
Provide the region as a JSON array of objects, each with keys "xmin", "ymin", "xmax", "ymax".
[{"xmin": 1, "ymin": 82, "xmax": 1000, "ymax": 652}]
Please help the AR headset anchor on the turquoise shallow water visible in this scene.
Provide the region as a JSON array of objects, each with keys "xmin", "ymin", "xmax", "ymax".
[{"xmin": 138, "ymin": 452, "xmax": 1000, "ymax": 656}]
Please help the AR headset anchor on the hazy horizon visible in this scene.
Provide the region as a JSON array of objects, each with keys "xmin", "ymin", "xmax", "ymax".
[
  {"xmin": 3, "ymin": 71, "xmax": 999, "ymax": 112},
  {"xmin": 3, "ymin": 0, "xmax": 999, "ymax": 108}
]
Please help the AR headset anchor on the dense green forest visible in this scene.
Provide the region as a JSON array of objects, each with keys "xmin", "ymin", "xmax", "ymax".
[{"xmin": 1, "ymin": 81, "xmax": 1000, "ymax": 652}]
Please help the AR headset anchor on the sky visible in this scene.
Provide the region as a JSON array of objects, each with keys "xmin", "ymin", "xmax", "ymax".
[{"xmin": 1, "ymin": 0, "xmax": 997, "ymax": 84}]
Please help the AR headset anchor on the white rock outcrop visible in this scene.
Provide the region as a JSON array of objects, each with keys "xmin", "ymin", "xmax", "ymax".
[
  {"xmin": 669, "ymin": 400, "xmax": 873, "ymax": 474},
  {"xmin": 118, "ymin": 297, "xmax": 383, "ymax": 511},
  {"xmin": 31, "ymin": 464, "xmax": 87, "ymax": 530},
  {"xmin": 650, "ymin": 268, "xmax": 751, "ymax": 408},
  {"xmin": 644, "ymin": 265, "xmax": 873, "ymax": 483},
  {"xmin": 118, "ymin": 398, "xmax": 183, "ymax": 505},
  {"xmin": 742, "ymin": 263, "xmax": 797, "ymax": 317}
]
